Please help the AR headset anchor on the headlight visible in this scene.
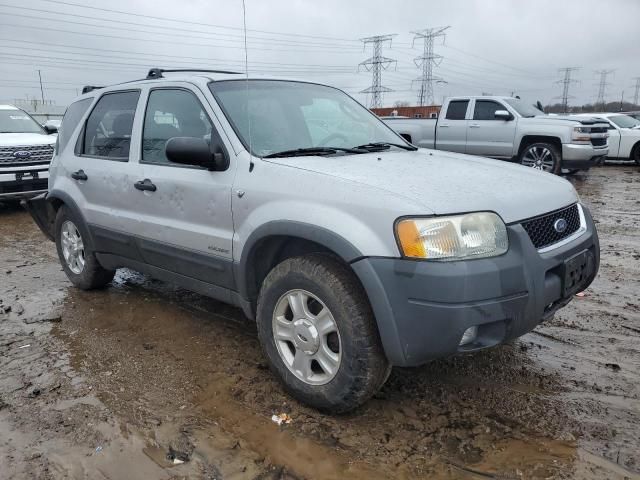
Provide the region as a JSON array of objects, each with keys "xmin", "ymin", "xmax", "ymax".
[
  {"xmin": 571, "ymin": 126, "xmax": 591, "ymax": 144},
  {"xmin": 396, "ymin": 212, "xmax": 508, "ymax": 260}
]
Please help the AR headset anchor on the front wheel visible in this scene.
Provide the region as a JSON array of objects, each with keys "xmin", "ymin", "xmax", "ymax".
[
  {"xmin": 633, "ymin": 144, "xmax": 640, "ymax": 166},
  {"xmin": 256, "ymin": 254, "xmax": 389, "ymax": 413},
  {"xmin": 519, "ymin": 142, "xmax": 561, "ymax": 174}
]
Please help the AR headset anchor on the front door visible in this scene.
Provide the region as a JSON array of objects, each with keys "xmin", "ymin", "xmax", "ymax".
[
  {"xmin": 436, "ymin": 99, "xmax": 469, "ymax": 153},
  {"xmin": 132, "ymin": 85, "xmax": 236, "ymax": 290},
  {"xmin": 465, "ymin": 99, "xmax": 517, "ymax": 158}
]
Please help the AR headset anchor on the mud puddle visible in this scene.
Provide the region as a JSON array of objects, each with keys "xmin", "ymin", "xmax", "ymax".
[{"xmin": 1, "ymin": 165, "xmax": 639, "ymax": 479}]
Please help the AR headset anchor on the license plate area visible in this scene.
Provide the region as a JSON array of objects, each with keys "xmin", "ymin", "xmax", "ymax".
[
  {"xmin": 16, "ymin": 171, "xmax": 38, "ymax": 181},
  {"xmin": 563, "ymin": 249, "xmax": 594, "ymax": 297}
]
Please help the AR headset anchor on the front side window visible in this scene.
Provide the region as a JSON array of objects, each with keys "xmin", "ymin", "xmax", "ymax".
[
  {"xmin": 209, "ymin": 80, "xmax": 405, "ymax": 157},
  {"xmin": 608, "ymin": 114, "xmax": 640, "ymax": 129},
  {"xmin": 0, "ymin": 108, "xmax": 44, "ymax": 134},
  {"xmin": 142, "ymin": 89, "xmax": 213, "ymax": 164},
  {"xmin": 473, "ymin": 100, "xmax": 505, "ymax": 120},
  {"xmin": 59, "ymin": 98, "xmax": 92, "ymax": 153},
  {"xmin": 82, "ymin": 91, "xmax": 140, "ymax": 159},
  {"xmin": 445, "ymin": 100, "xmax": 469, "ymax": 120}
]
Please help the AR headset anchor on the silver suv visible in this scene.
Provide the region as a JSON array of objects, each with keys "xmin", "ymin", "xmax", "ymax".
[{"xmin": 26, "ymin": 69, "xmax": 600, "ymax": 412}]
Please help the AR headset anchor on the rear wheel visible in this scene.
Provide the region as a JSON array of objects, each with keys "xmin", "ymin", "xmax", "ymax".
[
  {"xmin": 54, "ymin": 206, "xmax": 115, "ymax": 290},
  {"xmin": 256, "ymin": 254, "xmax": 389, "ymax": 413},
  {"xmin": 519, "ymin": 142, "xmax": 561, "ymax": 174}
]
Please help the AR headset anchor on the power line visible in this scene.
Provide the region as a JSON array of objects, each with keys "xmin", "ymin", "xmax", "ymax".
[
  {"xmin": 555, "ymin": 67, "xmax": 580, "ymax": 113},
  {"xmin": 595, "ymin": 69, "xmax": 615, "ymax": 108},
  {"xmin": 411, "ymin": 26, "xmax": 449, "ymax": 106},
  {"xmin": 632, "ymin": 77, "xmax": 640, "ymax": 106},
  {"xmin": 36, "ymin": 0, "xmax": 362, "ymax": 43},
  {"xmin": 358, "ymin": 35, "xmax": 397, "ymax": 108}
]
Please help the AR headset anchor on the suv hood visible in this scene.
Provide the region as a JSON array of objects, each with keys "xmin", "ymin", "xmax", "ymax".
[
  {"xmin": 0, "ymin": 132, "xmax": 56, "ymax": 146},
  {"xmin": 266, "ymin": 149, "xmax": 578, "ymax": 224}
]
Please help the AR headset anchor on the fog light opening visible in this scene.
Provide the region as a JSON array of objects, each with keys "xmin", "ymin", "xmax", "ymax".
[{"xmin": 459, "ymin": 326, "xmax": 478, "ymax": 346}]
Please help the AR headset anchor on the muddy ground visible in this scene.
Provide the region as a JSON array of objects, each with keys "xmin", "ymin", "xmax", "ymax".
[{"xmin": 0, "ymin": 165, "xmax": 639, "ymax": 480}]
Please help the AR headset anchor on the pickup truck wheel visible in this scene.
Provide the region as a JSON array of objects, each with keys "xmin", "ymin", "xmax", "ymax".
[
  {"xmin": 54, "ymin": 206, "xmax": 115, "ymax": 290},
  {"xmin": 632, "ymin": 144, "xmax": 640, "ymax": 165},
  {"xmin": 519, "ymin": 143, "xmax": 561, "ymax": 174},
  {"xmin": 256, "ymin": 254, "xmax": 390, "ymax": 413}
]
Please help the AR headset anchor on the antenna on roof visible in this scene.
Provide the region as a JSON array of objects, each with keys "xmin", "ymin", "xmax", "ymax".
[{"xmin": 146, "ymin": 68, "xmax": 242, "ymax": 79}]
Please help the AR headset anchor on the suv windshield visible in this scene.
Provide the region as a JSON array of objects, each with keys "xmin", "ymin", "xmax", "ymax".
[
  {"xmin": 0, "ymin": 109, "xmax": 44, "ymax": 134},
  {"xmin": 504, "ymin": 99, "xmax": 544, "ymax": 118},
  {"xmin": 209, "ymin": 80, "xmax": 407, "ymax": 157},
  {"xmin": 608, "ymin": 114, "xmax": 640, "ymax": 129}
]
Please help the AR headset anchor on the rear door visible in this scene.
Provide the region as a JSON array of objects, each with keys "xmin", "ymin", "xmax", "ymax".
[
  {"xmin": 131, "ymin": 84, "xmax": 236, "ymax": 290},
  {"xmin": 435, "ymin": 99, "xmax": 469, "ymax": 153},
  {"xmin": 62, "ymin": 90, "xmax": 145, "ymax": 259},
  {"xmin": 466, "ymin": 99, "xmax": 517, "ymax": 157}
]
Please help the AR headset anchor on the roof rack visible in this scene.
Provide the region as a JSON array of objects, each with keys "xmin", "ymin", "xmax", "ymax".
[
  {"xmin": 82, "ymin": 85, "xmax": 104, "ymax": 94},
  {"xmin": 146, "ymin": 68, "xmax": 242, "ymax": 79}
]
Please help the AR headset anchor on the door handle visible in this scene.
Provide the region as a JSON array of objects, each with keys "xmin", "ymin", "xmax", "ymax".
[
  {"xmin": 469, "ymin": 123, "xmax": 480, "ymax": 128},
  {"xmin": 439, "ymin": 124, "xmax": 450, "ymax": 128},
  {"xmin": 134, "ymin": 179, "xmax": 157, "ymax": 192},
  {"xmin": 70, "ymin": 169, "xmax": 88, "ymax": 181}
]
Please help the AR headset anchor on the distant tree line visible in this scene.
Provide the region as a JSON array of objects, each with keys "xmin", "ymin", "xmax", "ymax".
[{"xmin": 545, "ymin": 101, "xmax": 639, "ymax": 114}]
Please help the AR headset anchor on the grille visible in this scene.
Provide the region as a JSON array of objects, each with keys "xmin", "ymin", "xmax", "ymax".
[
  {"xmin": 590, "ymin": 126, "xmax": 608, "ymax": 134},
  {"xmin": 521, "ymin": 204, "xmax": 581, "ymax": 249},
  {"xmin": 591, "ymin": 137, "xmax": 607, "ymax": 147},
  {"xmin": 0, "ymin": 144, "xmax": 54, "ymax": 166}
]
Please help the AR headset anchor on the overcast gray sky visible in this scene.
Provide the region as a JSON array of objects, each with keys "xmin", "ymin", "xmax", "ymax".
[{"xmin": 1, "ymin": 0, "xmax": 639, "ymax": 109}]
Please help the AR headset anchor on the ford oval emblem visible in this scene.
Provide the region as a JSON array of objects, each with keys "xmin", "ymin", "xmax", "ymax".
[
  {"xmin": 554, "ymin": 218, "xmax": 568, "ymax": 233},
  {"xmin": 13, "ymin": 150, "xmax": 32, "ymax": 159}
]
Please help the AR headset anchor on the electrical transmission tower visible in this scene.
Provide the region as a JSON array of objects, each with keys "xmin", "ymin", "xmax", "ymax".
[
  {"xmin": 358, "ymin": 34, "xmax": 397, "ymax": 109},
  {"xmin": 594, "ymin": 69, "xmax": 615, "ymax": 109},
  {"xmin": 632, "ymin": 77, "xmax": 640, "ymax": 106},
  {"xmin": 555, "ymin": 67, "xmax": 580, "ymax": 113},
  {"xmin": 411, "ymin": 26, "xmax": 450, "ymax": 106}
]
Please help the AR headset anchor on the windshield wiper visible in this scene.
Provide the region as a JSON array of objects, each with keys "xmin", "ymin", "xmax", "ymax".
[
  {"xmin": 263, "ymin": 146, "xmax": 363, "ymax": 158},
  {"xmin": 354, "ymin": 142, "xmax": 417, "ymax": 151}
]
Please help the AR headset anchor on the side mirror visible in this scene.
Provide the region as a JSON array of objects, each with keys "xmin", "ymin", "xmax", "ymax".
[
  {"xmin": 165, "ymin": 137, "xmax": 229, "ymax": 171},
  {"xmin": 494, "ymin": 110, "xmax": 513, "ymax": 121},
  {"xmin": 43, "ymin": 124, "xmax": 58, "ymax": 134}
]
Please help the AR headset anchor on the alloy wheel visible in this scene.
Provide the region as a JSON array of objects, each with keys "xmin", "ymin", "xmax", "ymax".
[
  {"xmin": 60, "ymin": 220, "xmax": 85, "ymax": 274},
  {"xmin": 272, "ymin": 289, "xmax": 341, "ymax": 385},
  {"xmin": 522, "ymin": 146, "xmax": 555, "ymax": 172}
]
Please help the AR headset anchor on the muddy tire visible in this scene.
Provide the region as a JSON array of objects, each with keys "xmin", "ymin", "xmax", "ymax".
[
  {"xmin": 519, "ymin": 142, "xmax": 561, "ymax": 174},
  {"xmin": 632, "ymin": 143, "xmax": 640, "ymax": 166},
  {"xmin": 256, "ymin": 254, "xmax": 389, "ymax": 413},
  {"xmin": 54, "ymin": 206, "xmax": 115, "ymax": 290}
]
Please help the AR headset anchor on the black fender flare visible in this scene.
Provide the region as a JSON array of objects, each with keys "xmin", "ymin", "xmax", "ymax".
[
  {"xmin": 45, "ymin": 189, "xmax": 97, "ymax": 250},
  {"xmin": 235, "ymin": 220, "xmax": 363, "ymax": 302}
]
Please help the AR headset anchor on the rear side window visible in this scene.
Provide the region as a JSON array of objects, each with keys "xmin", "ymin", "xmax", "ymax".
[
  {"xmin": 58, "ymin": 98, "xmax": 92, "ymax": 153},
  {"xmin": 445, "ymin": 100, "xmax": 469, "ymax": 120},
  {"xmin": 142, "ymin": 89, "xmax": 213, "ymax": 165},
  {"xmin": 82, "ymin": 91, "xmax": 140, "ymax": 159},
  {"xmin": 473, "ymin": 100, "xmax": 504, "ymax": 120}
]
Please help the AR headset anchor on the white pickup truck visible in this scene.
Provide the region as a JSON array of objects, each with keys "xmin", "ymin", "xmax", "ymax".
[{"xmin": 383, "ymin": 96, "xmax": 609, "ymax": 174}]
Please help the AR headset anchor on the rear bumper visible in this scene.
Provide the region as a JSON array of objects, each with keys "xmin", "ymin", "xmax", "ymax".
[
  {"xmin": 352, "ymin": 206, "xmax": 599, "ymax": 367},
  {"xmin": 561, "ymin": 143, "xmax": 608, "ymax": 169}
]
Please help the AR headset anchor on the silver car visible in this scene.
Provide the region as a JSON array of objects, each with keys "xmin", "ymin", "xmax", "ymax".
[{"xmin": 26, "ymin": 69, "xmax": 600, "ymax": 412}]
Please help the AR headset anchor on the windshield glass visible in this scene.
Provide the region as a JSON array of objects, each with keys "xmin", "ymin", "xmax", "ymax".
[
  {"xmin": 504, "ymin": 99, "xmax": 544, "ymax": 118},
  {"xmin": 608, "ymin": 114, "xmax": 640, "ymax": 129},
  {"xmin": 0, "ymin": 109, "xmax": 44, "ymax": 134},
  {"xmin": 209, "ymin": 80, "xmax": 406, "ymax": 157}
]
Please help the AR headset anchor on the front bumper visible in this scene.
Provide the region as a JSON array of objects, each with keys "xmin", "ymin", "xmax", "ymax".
[
  {"xmin": 352, "ymin": 206, "xmax": 599, "ymax": 367},
  {"xmin": 0, "ymin": 166, "xmax": 49, "ymax": 199},
  {"xmin": 562, "ymin": 143, "xmax": 608, "ymax": 169}
]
